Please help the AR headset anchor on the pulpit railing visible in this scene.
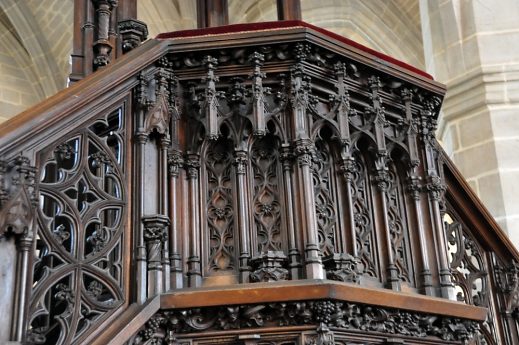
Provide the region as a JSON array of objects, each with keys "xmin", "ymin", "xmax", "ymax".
[{"xmin": 0, "ymin": 22, "xmax": 518, "ymax": 345}]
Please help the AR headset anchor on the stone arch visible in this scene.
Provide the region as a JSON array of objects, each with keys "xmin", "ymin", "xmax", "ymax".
[
  {"xmin": 301, "ymin": 0, "xmax": 424, "ymax": 69},
  {"xmin": 0, "ymin": 0, "xmax": 73, "ymax": 120},
  {"xmin": 138, "ymin": 0, "xmax": 197, "ymax": 37},
  {"xmin": 0, "ymin": 18, "xmax": 42, "ymax": 121}
]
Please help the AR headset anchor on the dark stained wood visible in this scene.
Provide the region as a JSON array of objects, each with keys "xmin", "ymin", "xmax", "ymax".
[
  {"xmin": 117, "ymin": 0, "xmax": 137, "ymax": 19},
  {"xmin": 159, "ymin": 25, "xmax": 446, "ymax": 94},
  {"xmin": 277, "ymin": 0, "xmax": 302, "ymax": 20},
  {"xmin": 443, "ymin": 156, "xmax": 519, "ymax": 262},
  {"xmin": 70, "ymin": 0, "xmax": 144, "ymax": 82},
  {"xmin": 197, "ymin": 0, "xmax": 229, "ymax": 28},
  {"xmin": 160, "ymin": 280, "xmax": 488, "ymax": 321},
  {"xmin": 2, "ymin": 20, "xmax": 518, "ymax": 345},
  {"xmin": 89, "ymin": 296, "xmax": 160, "ymax": 345}
]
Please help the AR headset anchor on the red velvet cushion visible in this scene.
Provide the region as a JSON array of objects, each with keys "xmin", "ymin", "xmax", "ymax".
[{"xmin": 156, "ymin": 20, "xmax": 432, "ymax": 80}]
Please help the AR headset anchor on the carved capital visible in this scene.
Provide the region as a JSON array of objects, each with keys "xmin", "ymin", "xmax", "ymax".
[
  {"xmin": 280, "ymin": 145, "xmax": 294, "ymax": 171},
  {"xmin": 118, "ymin": 19, "xmax": 148, "ymax": 53},
  {"xmin": 294, "ymin": 139, "xmax": 315, "ymax": 167},
  {"xmin": 234, "ymin": 151, "xmax": 248, "ymax": 175},
  {"xmin": 142, "ymin": 215, "xmax": 169, "ymax": 243},
  {"xmin": 495, "ymin": 260, "xmax": 519, "ymax": 313},
  {"xmin": 250, "ymin": 251, "xmax": 288, "ymax": 282},
  {"xmin": 425, "ymin": 175, "xmax": 445, "ymax": 201},
  {"xmin": 142, "ymin": 215, "xmax": 169, "ymax": 272},
  {"xmin": 168, "ymin": 150, "xmax": 183, "ymax": 178},
  {"xmin": 338, "ymin": 157, "xmax": 356, "ymax": 182},
  {"xmin": 228, "ymin": 77, "xmax": 247, "ymax": 106},
  {"xmin": 323, "ymin": 253, "xmax": 361, "ymax": 284},
  {"xmin": 185, "ymin": 155, "xmax": 200, "ymax": 179},
  {"xmin": 400, "ymin": 88, "xmax": 413, "ymax": 103},
  {"xmin": 374, "ymin": 169, "xmax": 391, "ymax": 193},
  {"xmin": 0, "ymin": 156, "xmax": 37, "ymax": 241},
  {"xmin": 418, "ymin": 96, "xmax": 441, "ymax": 142},
  {"xmin": 306, "ymin": 323, "xmax": 334, "ymax": 345},
  {"xmin": 368, "ymin": 76, "xmax": 381, "ymax": 91},
  {"xmin": 407, "ymin": 175, "xmax": 422, "ymax": 201}
]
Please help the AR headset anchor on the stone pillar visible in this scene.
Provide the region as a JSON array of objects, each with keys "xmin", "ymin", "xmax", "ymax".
[{"xmin": 420, "ymin": 0, "xmax": 519, "ymax": 246}]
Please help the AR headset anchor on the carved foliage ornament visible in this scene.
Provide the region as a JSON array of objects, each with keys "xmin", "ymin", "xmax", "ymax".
[
  {"xmin": 494, "ymin": 259, "xmax": 519, "ymax": 315},
  {"xmin": 130, "ymin": 300, "xmax": 479, "ymax": 344}
]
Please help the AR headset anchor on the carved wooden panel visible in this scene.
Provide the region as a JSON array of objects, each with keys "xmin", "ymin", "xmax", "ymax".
[
  {"xmin": 204, "ymin": 138, "xmax": 236, "ymax": 273},
  {"xmin": 313, "ymin": 139, "xmax": 340, "ymax": 257},
  {"xmin": 444, "ymin": 209, "xmax": 499, "ymax": 345},
  {"xmin": 386, "ymin": 163, "xmax": 413, "ymax": 286},
  {"xmin": 251, "ymin": 136, "xmax": 285, "ymax": 254},
  {"xmin": 129, "ymin": 299, "xmax": 479, "ymax": 345},
  {"xmin": 28, "ymin": 107, "xmax": 127, "ymax": 344},
  {"xmin": 351, "ymin": 151, "xmax": 379, "ymax": 279}
]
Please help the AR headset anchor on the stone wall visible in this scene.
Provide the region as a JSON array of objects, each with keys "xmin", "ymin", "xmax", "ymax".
[
  {"xmin": 421, "ymin": 0, "xmax": 519, "ymax": 243},
  {"xmin": 0, "ymin": 0, "xmax": 72, "ymax": 122}
]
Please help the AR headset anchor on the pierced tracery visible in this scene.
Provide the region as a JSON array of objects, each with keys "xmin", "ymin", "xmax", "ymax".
[
  {"xmin": 351, "ymin": 152, "xmax": 379, "ymax": 278},
  {"xmin": 251, "ymin": 136, "xmax": 284, "ymax": 254},
  {"xmin": 313, "ymin": 139, "xmax": 339, "ymax": 257},
  {"xmin": 204, "ymin": 139, "xmax": 236, "ymax": 273},
  {"xmin": 29, "ymin": 107, "xmax": 126, "ymax": 344},
  {"xmin": 386, "ymin": 162, "xmax": 413, "ymax": 285}
]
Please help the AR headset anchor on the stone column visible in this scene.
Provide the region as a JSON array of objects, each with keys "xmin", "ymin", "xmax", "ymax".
[{"xmin": 420, "ymin": 0, "xmax": 519, "ymax": 246}]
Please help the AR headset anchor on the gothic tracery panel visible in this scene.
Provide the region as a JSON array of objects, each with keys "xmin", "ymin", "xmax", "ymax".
[
  {"xmin": 28, "ymin": 107, "xmax": 127, "ymax": 344},
  {"xmin": 386, "ymin": 162, "xmax": 413, "ymax": 285},
  {"xmin": 444, "ymin": 210, "xmax": 498, "ymax": 344},
  {"xmin": 204, "ymin": 139, "xmax": 236, "ymax": 273},
  {"xmin": 251, "ymin": 136, "xmax": 284, "ymax": 254},
  {"xmin": 312, "ymin": 139, "xmax": 339, "ymax": 257},
  {"xmin": 352, "ymin": 152, "xmax": 379, "ymax": 278}
]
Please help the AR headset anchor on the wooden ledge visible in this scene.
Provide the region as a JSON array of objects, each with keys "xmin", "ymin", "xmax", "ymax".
[{"xmin": 160, "ymin": 280, "xmax": 487, "ymax": 321}]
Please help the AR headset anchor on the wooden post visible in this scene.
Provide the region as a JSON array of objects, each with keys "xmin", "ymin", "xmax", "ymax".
[
  {"xmin": 197, "ymin": 0, "xmax": 229, "ymax": 28},
  {"xmin": 277, "ymin": 0, "xmax": 302, "ymax": 20}
]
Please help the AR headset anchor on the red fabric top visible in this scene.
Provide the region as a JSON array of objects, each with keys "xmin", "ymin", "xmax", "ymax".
[{"xmin": 156, "ymin": 20, "xmax": 432, "ymax": 80}]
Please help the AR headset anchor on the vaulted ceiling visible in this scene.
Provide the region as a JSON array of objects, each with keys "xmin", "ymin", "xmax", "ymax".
[{"xmin": 0, "ymin": 0, "xmax": 424, "ymax": 120}]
